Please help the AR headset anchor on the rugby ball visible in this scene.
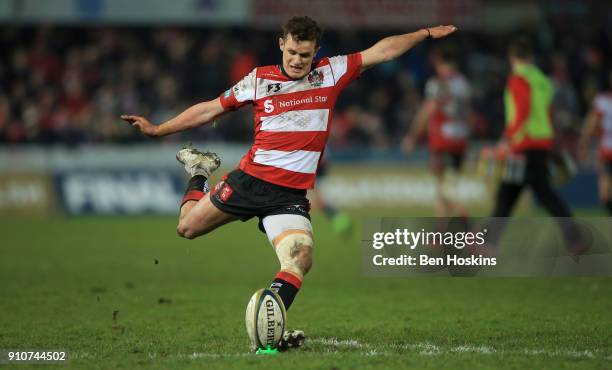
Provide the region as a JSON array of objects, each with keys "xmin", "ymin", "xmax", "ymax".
[{"xmin": 245, "ymin": 288, "xmax": 286, "ymax": 350}]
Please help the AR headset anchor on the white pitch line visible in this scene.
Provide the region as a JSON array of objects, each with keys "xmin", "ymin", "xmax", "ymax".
[
  {"xmin": 309, "ymin": 338, "xmax": 364, "ymax": 348},
  {"xmin": 68, "ymin": 339, "xmax": 611, "ymax": 361},
  {"xmin": 312, "ymin": 338, "xmax": 608, "ymax": 360},
  {"xmin": 450, "ymin": 345, "xmax": 496, "ymax": 354},
  {"xmin": 522, "ymin": 349, "xmax": 595, "ymax": 359}
]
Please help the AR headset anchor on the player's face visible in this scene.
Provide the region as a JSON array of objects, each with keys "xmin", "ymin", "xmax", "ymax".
[
  {"xmin": 435, "ymin": 61, "xmax": 454, "ymax": 79},
  {"xmin": 279, "ymin": 34, "xmax": 319, "ymax": 79}
]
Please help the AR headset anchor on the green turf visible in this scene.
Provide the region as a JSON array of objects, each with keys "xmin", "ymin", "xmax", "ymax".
[{"xmin": 0, "ymin": 213, "xmax": 610, "ymax": 369}]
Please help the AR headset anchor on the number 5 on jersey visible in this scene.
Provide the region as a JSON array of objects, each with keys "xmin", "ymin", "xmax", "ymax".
[{"xmin": 264, "ymin": 99, "xmax": 274, "ymax": 113}]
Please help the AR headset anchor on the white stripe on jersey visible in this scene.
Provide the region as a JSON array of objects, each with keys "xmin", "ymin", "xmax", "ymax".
[
  {"xmin": 256, "ymin": 65, "xmax": 334, "ymax": 99},
  {"xmin": 260, "ymin": 109, "xmax": 330, "ymax": 132},
  {"xmin": 328, "ymin": 55, "xmax": 348, "ymax": 82},
  {"xmin": 233, "ymin": 69, "xmax": 257, "ymax": 103},
  {"xmin": 253, "ymin": 149, "xmax": 321, "ymax": 174}
]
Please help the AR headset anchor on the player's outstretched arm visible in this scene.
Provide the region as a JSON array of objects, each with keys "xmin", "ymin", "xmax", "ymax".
[
  {"xmin": 121, "ymin": 98, "xmax": 226, "ymax": 137},
  {"xmin": 360, "ymin": 25, "xmax": 457, "ymax": 72}
]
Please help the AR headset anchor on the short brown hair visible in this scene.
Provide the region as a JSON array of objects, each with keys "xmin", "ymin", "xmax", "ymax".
[
  {"xmin": 436, "ymin": 45, "xmax": 458, "ymax": 65},
  {"xmin": 282, "ymin": 16, "xmax": 323, "ymax": 47},
  {"xmin": 508, "ymin": 36, "xmax": 534, "ymax": 59}
]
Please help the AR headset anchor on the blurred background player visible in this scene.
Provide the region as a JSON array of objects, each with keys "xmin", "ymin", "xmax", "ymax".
[
  {"xmin": 122, "ymin": 16, "xmax": 458, "ymax": 350},
  {"xmin": 401, "ymin": 47, "xmax": 471, "ymax": 217},
  {"xmin": 486, "ymin": 37, "xmax": 585, "ymax": 259},
  {"xmin": 313, "ymin": 155, "xmax": 352, "ymax": 237},
  {"xmin": 579, "ymin": 70, "xmax": 612, "ymax": 215}
]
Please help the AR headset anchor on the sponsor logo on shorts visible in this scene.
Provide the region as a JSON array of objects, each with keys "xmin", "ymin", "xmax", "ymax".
[
  {"xmin": 212, "ymin": 181, "xmax": 225, "ymax": 194},
  {"xmin": 219, "ymin": 183, "xmax": 234, "ymax": 202}
]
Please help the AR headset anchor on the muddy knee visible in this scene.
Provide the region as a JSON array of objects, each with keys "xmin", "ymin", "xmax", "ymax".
[{"xmin": 274, "ymin": 232, "xmax": 314, "ymax": 277}]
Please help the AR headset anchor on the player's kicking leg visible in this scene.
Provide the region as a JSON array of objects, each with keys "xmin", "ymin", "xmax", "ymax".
[{"xmin": 175, "ymin": 146, "xmax": 239, "ymax": 239}]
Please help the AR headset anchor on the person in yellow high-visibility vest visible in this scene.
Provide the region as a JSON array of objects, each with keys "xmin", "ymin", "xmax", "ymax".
[{"xmin": 487, "ymin": 37, "xmax": 587, "ymax": 261}]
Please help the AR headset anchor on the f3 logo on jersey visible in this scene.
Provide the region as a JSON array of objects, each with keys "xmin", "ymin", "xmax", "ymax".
[
  {"xmin": 264, "ymin": 99, "xmax": 274, "ymax": 113},
  {"xmin": 267, "ymin": 83, "xmax": 282, "ymax": 93}
]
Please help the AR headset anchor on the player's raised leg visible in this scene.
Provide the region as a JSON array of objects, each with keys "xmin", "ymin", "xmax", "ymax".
[{"xmin": 175, "ymin": 146, "xmax": 239, "ymax": 239}]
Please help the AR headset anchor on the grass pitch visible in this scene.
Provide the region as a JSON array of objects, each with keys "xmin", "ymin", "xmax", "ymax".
[{"xmin": 0, "ymin": 213, "xmax": 611, "ymax": 369}]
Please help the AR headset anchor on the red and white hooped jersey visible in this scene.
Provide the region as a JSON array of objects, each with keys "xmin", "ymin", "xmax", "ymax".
[
  {"xmin": 593, "ymin": 92, "xmax": 612, "ymax": 161},
  {"xmin": 219, "ymin": 53, "xmax": 362, "ymax": 189},
  {"xmin": 425, "ymin": 73, "xmax": 471, "ymax": 153}
]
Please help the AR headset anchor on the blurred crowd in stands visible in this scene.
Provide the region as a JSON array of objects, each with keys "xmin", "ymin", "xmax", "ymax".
[{"xmin": 0, "ymin": 12, "xmax": 610, "ymax": 150}]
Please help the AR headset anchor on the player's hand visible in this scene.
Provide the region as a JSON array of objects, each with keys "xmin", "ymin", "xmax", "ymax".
[
  {"xmin": 426, "ymin": 25, "xmax": 458, "ymax": 39},
  {"xmin": 401, "ymin": 135, "xmax": 417, "ymax": 153},
  {"xmin": 120, "ymin": 115, "xmax": 158, "ymax": 137}
]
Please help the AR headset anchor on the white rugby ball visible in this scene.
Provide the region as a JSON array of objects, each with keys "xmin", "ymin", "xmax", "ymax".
[{"xmin": 245, "ymin": 288, "xmax": 286, "ymax": 350}]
